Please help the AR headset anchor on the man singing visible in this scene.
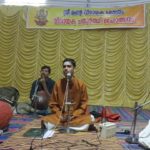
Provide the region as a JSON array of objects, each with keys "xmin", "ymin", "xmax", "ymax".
[{"xmin": 42, "ymin": 58, "xmax": 94, "ymax": 132}]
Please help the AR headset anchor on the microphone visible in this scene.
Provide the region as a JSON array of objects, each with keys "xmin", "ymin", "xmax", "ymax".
[{"xmin": 66, "ymin": 72, "xmax": 72, "ymax": 80}]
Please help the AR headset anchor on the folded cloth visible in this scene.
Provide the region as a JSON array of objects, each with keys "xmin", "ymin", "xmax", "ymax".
[
  {"xmin": 43, "ymin": 130, "xmax": 55, "ymax": 139},
  {"xmin": 90, "ymin": 108, "xmax": 121, "ymax": 123},
  {"xmin": 106, "ymin": 114, "xmax": 121, "ymax": 122},
  {"xmin": 139, "ymin": 120, "xmax": 150, "ymax": 148}
]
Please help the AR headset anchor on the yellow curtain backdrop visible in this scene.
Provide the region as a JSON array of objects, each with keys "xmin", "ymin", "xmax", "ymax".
[{"xmin": 0, "ymin": 5, "xmax": 150, "ymax": 108}]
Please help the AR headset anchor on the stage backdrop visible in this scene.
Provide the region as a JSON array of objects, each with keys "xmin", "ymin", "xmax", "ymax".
[{"xmin": 0, "ymin": 5, "xmax": 150, "ymax": 108}]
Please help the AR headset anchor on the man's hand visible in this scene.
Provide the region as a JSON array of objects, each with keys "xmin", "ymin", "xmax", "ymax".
[
  {"xmin": 69, "ymin": 115, "xmax": 75, "ymax": 120},
  {"xmin": 40, "ymin": 77, "xmax": 46, "ymax": 84},
  {"xmin": 40, "ymin": 73, "xmax": 47, "ymax": 87},
  {"xmin": 60, "ymin": 115, "xmax": 67, "ymax": 122},
  {"xmin": 60, "ymin": 115, "xmax": 75, "ymax": 122}
]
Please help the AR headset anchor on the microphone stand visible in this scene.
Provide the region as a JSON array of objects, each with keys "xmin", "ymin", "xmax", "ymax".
[
  {"xmin": 32, "ymin": 80, "xmax": 39, "ymax": 118},
  {"xmin": 60, "ymin": 76, "xmax": 74, "ymax": 133},
  {"xmin": 126, "ymin": 100, "xmax": 150, "ymax": 144},
  {"xmin": 64, "ymin": 77, "xmax": 71, "ymax": 133},
  {"xmin": 126, "ymin": 102, "xmax": 139, "ymax": 144}
]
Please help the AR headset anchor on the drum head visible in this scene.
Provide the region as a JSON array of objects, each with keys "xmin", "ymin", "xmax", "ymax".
[
  {"xmin": 0, "ymin": 101, "xmax": 13, "ymax": 130},
  {"xmin": 31, "ymin": 90, "xmax": 48, "ymax": 110}
]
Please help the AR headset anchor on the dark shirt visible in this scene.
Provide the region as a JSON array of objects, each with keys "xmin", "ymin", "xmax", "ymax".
[{"xmin": 30, "ymin": 77, "xmax": 55, "ymax": 99}]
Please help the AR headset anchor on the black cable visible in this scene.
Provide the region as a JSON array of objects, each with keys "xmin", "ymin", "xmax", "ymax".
[
  {"xmin": 29, "ymin": 129, "xmax": 44, "ymax": 150},
  {"xmin": 29, "ymin": 122, "xmax": 45, "ymax": 150},
  {"xmin": 40, "ymin": 121, "xmax": 46, "ymax": 150},
  {"xmin": 96, "ymin": 126, "xmax": 102, "ymax": 145},
  {"xmin": 29, "ymin": 135, "xmax": 36, "ymax": 150}
]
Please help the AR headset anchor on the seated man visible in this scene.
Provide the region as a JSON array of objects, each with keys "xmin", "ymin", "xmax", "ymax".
[
  {"xmin": 30, "ymin": 65, "xmax": 55, "ymax": 115},
  {"xmin": 42, "ymin": 58, "xmax": 94, "ymax": 132}
]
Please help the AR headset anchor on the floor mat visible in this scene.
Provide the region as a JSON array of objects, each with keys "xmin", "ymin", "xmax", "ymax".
[
  {"xmin": 0, "ymin": 119, "xmax": 123, "ymax": 150},
  {"xmin": 0, "ymin": 114, "xmax": 33, "ymax": 143},
  {"xmin": 0, "ymin": 106, "xmax": 150, "ymax": 150}
]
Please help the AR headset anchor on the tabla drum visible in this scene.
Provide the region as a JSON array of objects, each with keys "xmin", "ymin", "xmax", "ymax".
[
  {"xmin": 0, "ymin": 87, "xmax": 19, "ymax": 107},
  {"xmin": 0, "ymin": 101, "xmax": 13, "ymax": 130},
  {"xmin": 31, "ymin": 90, "xmax": 49, "ymax": 110}
]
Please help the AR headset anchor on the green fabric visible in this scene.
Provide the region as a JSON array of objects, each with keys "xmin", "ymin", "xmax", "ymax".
[{"xmin": 23, "ymin": 128, "xmax": 45, "ymax": 138}]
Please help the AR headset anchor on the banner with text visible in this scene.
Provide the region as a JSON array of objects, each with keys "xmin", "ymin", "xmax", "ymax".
[{"xmin": 27, "ymin": 4, "xmax": 145, "ymax": 29}]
